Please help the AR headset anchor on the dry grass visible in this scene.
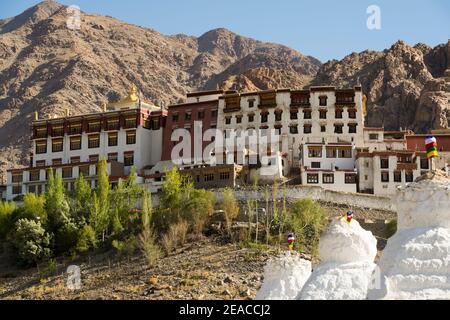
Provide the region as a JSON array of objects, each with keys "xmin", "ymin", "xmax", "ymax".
[{"xmin": 161, "ymin": 220, "xmax": 189, "ymax": 254}]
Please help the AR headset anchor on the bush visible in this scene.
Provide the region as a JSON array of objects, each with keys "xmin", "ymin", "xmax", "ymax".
[
  {"xmin": 385, "ymin": 219, "xmax": 397, "ymax": 238},
  {"xmin": 161, "ymin": 220, "xmax": 189, "ymax": 255},
  {"xmin": 287, "ymin": 198, "xmax": 327, "ymax": 256},
  {"xmin": 12, "ymin": 218, "xmax": 52, "ymax": 266},
  {"xmin": 112, "ymin": 236, "xmax": 136, "ymax": 257},
  {"xmin": 0, "ymin": 201, "xmax": 15, "ymax": 240},
  {"xmin": 184, "ymin": 189, "xmax": 215, "ymax": 234},
  {"xmin": 75, "ymin": 224, "xmax": 97, "ymax": 253},
  {"xmin": 221, "ymin": 188, "xmax": 239, "ymax": 234}
]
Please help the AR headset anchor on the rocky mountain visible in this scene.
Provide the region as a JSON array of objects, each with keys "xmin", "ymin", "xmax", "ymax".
[
  {"xmin": 0, "ymin": 1, "xmax": 320, "ymax": 178},
  {"xmin": 311, "ymin": 40, "xmax": 450, "ymax": 132},
  {"xmin": 0, "ymin": 0, "xmax": 449, "ymax": 180}
]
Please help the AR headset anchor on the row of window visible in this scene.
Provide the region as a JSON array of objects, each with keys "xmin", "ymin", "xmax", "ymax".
[
  {"xmin": 380, "ymin": 171, "xmax": 414, "ymax": 183},
  {"xmin": 193, "ymin": 171, "xmax": 231, "ymax": 183},
  {"xmin": 306, "ymin": 173, "xmax": 357, "ymax": 184},
  {"xmin": 378, "ymin": 157, "xmax": 427, "ymax": 169},
  {"xmin": 307, "ymin": 147, "xmax": 352, "ymax": 159},
  {"xmin": 224, "ymin": 109, "xmax": 356, "ymax": 124},
  {"xmin": 35, "ymin": 131, "xmax": 136, "ymax": 154},
  {"xmin": 33, "ymin": 117, "xmax": 140, "ymax": 138},
  {"xmin": 172, "ymin": 110, "xmax": 217, "ymax": 122}
]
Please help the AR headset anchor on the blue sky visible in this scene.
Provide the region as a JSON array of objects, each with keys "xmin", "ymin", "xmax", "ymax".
[{"xmin": 1, "ymin": 0, "xmax": 449, "ymax": 62}]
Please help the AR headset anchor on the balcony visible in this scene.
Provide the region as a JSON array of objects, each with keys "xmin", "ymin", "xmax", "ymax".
[{"xmin": 258, "ymin": 92, "xmax": 277, "ymax": 109}]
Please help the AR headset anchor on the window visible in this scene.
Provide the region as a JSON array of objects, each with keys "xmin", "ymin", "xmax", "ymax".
[
  {"xmin": 348, "ymin": 109, "xmax": 356, "ymax": 119},
  {"xmin": 405, "ymin": 171, "xmax": 414, "ymax": 182},
  {"xmin": 88, "ymin": 134, "xmax": 100, "ymax": 148},
  {"xmin": 308, "ymin": 147, "xmax": 322, "ymax": 158},
  {"xmin": 220, "ymin": 171, "xmax": 230, "ymax": 180},
  {"xmin": 126, "ymin": 130, "xmax": 136, "ymax": 145},
  {"xmin": 108, "ymin": 132, "xmax": 118, "ymax": 146},
  {"xmin": 307, "ymin": 173, "xmax": 319, "ymax": 184},
  {"xmin": 420, "ymin": 158, "xmax": 429, "ymax": 169},
  {"xmin": 345, "ymin": 173, "xmax": 357, "ymax": 184},
  {"xmin": 289, "ymin": 126, "xmax": 298, "ymax": 134},
  {"xmin": 321, "ymin": 125, "xmax": 326, "ymax": 133},
  {"xmin": 311, "ymin": 162, "xmax": 321, "ymax": 168},
  {"xmin": 290, "ymin": 111, "xmax": 298, "ymax": 120},
  {"xmin": 12, "ymin": 173, "xmax": 23, "ymax": 183},
  {"xmin": 304, "ymin": 125, "xmax": 312, "ymax": 134},
  {"xmin": 326, "ymin": 148, "xmax": 337, "ymax": 158},
  {"xmin": 52, "ymin": 139, "xmax": 63, "ymax": 152},
  {"xmin": 334, "ymin": 124, "xmax": 343, "ymax": 134},
  {"xmin": 319, "ymin": 110, "xmax": 327, "ymax": 119},
  {"xmin": 394, "ymin": 171, "xmax": 401, "ymax": 182},
  {"xmin": 36, "ymin": 160, "xmax": 46, "ymax": 167},
  {"xmin": 89, "ymin": 155, "xmax": 99, "ymax": 162},
  {"xmin": 29, "ymin": 170, "xmax": 40, "ymax": 182},
  {"xmin": 348, "ymin": 124, "xmax": 357, "ymax": 134},
  {"xmin": 303, "ymin": 109, "xmax": 312, "ymax": 119},
  {"xmin": 151, "ymin": 117, "xmax": 160, "ymax": 130},
  {"xmin": 62, "ymin": 167, "xmax": 72, "ymax": 179},
  {"xmin": 35, "ymin": 141, "xmax": 47, "ymax": 154},
  {"xmin": 211, "ymin": 110, "xmax": 218, "ymax": 118},
  {"xmin": 28, "ymin": 185, "xmax": 36, "ymax": 194},
  {"xmin": 323, "ymin": 173, "xmax": 334, "ymax": 184},
  {"xmin": 335, "ymin": 109, "xmax": 343, "ymax": 119},
  {"xmin": 380, "ymin": 158, "xmax": 389, "ymax": 169},
  {"xmin": 198, "ymin": 111, "xmax": 205, "ymax": 119},
  {"xmin": 124, "ymin": 152, "xmax": 134, "ymax": 166},
  {"xmin": 79, "ymin": 165, "xmax": 90, "ymax": 177},
  {"xmin": 369, "ymin": 133, "xmax": 379, "ymax": 140},
  {"xmin": 381, "ymin": 171, "xmax": 389, "ymax": 182},
  {"xmin": 52, "ymin": 158, "xmax": 62, "ymax": 166},
  {"xmin": 248, "ymin": 114, "xmax": 254, "ymax": 122},
  {"xmin": 12, "ymin": 185, "xmax": 22, "ymax": 195},
  {"xmin": 105, "ymin": 119, "xmax": 119, "ymax": 131},
  {"xmin": 248, "ymin": 99, "xmax": 255, "ymax": 108},
  {"xmin": 261, "ymin": 113, "xmax": 268, "ymax": 123},
  {"xmin": 108, "ymin": 153, "xmax": 118, "ymax": 161},
  {"xmin": 34, "ymin": 126, "xmax": 47, "ymax": 138},
  {"xmin": 70, "ymin": 136, "xmax": 81, "ymax": 150},
  {"xmin": 275, "ymin": 111, "xmax": 282, "ymax": 121},
  {"xmin": 51, "ymin": 125, "xmax": 64, "ymax": 136},
  {"xmin": 71, "ymin": 157, "xmax": 80, "ymax": 164},
  {"xmin": 204, "ymin": 173, "xmax": 214, "ymax": 182},
  {"xmin": 236, "ymin": 116, "xmax": 242, "ymax": 124},
  {"xmin": 124, "ymin": 117, "xmax": 137, "ymax": 128},
  {"xmin": 69, "ymin": 123, "xmax": 82, "ymax": 135},
  {"xmin": 339, "ymin": 148, "xmax": 352, "ymax": 158},
  {"xmin": 225, "ymin": 117, "xmax": 231, "ymax": 125},
  {"xmin": 87, "ymin": 121, "xmax": 101, "ymax": 132},
  {"xmin": 319, "ymin": 96, "xmax": 327, "ymax": 106},
  {"xmin": 185, "ymin": 112, "xmax": 191, "ymax": 120}
]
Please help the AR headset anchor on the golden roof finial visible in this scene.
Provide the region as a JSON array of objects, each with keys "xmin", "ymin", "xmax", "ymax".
[
  {"xmin": 128, "ymin": 84, "xmax": 138, "ymax": 102},
  {"xmin": 34, "ymin": 111, "xmax": 38, "ymax": 121},
  {"xmin": 101, "ymin": 101, "xmax": 107, "ymax": 112}
]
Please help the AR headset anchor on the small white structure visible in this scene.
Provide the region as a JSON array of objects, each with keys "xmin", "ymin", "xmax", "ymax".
[
  {"xmin": 368, "ymin": 171, "xmax": 450, "ymax": 299},
  {"xmin": 297, "ymin": 217, "xmax": 377, "ymax": 300}
]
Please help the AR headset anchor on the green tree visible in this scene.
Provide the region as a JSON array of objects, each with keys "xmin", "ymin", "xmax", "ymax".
[
  {"xmin": 45, "ymin": 168, "xmax": 71, "ymax": 231},
  {"xmin": 12, "ymin": 218, "xmax": 52, "ymax": 266},
  {"xmin": 75, "ymin": 224, "xmax": 97, "ymax": 253},
  {"xmin": 0, "ymin": 201, "xmax": 15, "ymax": 240},
  {"xmin": 73, "ymin": 174, "xmax": 92, "ymax": 224},
  {"xmin": 138, "ymin": 190, "xmax": 160, "ymax": 265},
  {"xmin": 91, "ymin": 160, "xmax": 110, "ymax": 242},
  {"xmin": 287, "ymin": 198, "xmax": 327, "ymax": 255}
]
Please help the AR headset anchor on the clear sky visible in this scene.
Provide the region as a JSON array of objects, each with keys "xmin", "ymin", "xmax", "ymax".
[{"xmin": 1, "ymin": 0, "xmax": 449, "ymax": 62}]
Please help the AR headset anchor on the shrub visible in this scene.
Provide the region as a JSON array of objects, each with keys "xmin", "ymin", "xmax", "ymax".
[
  {"xmin": 112, "ymin": 236, "xmax": 136, "ymax": 257},
  {"xmin": 161, "ymin": 220, "xmax": 189, "ymax": 255},
  {"xmin": 0, "ymin": 201, "xmax": 15, "ymax": 240},
  {"xmin": 138, "ymin": 191, "xmax": 160, "ymax": 265},
  {"xmin": 221, "ymin": 188, "xmax": 239, "ymax": 234},
  {"xmin": 287, "ymin": 198, "xmax": 327, "ymax": 256},
  {"xmin": 184, "ymin": 189, "xmax": 215, "ymax": 234},
  {"xmin": 12, "ymin": 218, "xmax": 52, "ymax": 266},
  {"xmin": 75, "ymin": 224, "xmax": 97, "ymax": 254}
]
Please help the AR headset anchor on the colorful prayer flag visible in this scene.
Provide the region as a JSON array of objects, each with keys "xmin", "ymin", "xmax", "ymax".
[{"xmin": 425, "ymin": 136, "xmax": 439, "ymax": 159}]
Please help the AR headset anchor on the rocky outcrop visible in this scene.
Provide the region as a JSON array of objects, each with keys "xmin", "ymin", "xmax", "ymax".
[{"xmin": 312, "ymin": 40, "xmax": 450, "ymax": 132}]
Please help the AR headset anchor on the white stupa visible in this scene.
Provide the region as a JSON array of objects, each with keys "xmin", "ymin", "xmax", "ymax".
[
  {"xmin": 255, "ymin": 252, "xmax": 312, "ymax": 300},
  {"xmin": 368, "ymin": 171, "xmax": 450, "ymax": 299},
  {"xmin": 297, "ymin": 217, "xmax": 378, "ymax": 300}
]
